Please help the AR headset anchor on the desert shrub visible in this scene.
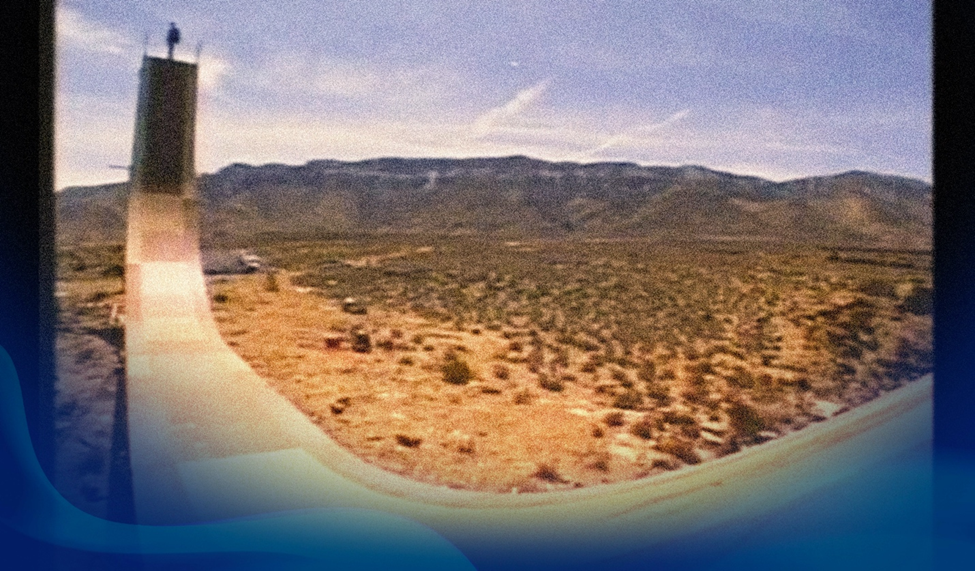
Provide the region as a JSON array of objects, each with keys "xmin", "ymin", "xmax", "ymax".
[
  {"xmin": 604, "ymin": 411, "xmax": 625, "ymax": 427},
  {"xmin": 847, "ymin": 302, "xmax": 877, "ymax": 334},
  {"xmin": 264, "ymin": 271, "xmax": 280, "ymax": 292},
  {"xmin": 651, "ymin": 458, "xmax": 678, "ymax": 471},
  {"xmin": 630, "ymin": 418, "xmax": 654, "ymax": 440},
  {"xmin": 552, "ymin": 348, "xmax": 570, "ymax": 368},
  {"xmin": 679, "ymin": 423, "xmax": 701, "ymax": 439},
  {"xmin": 727, "ymin": 402, "xmax": 765, "ymax": 440},
  {"xmin": 581, "ymin": 359, "xmax": 598, "ymax": 374},
  {"xmin": 900, "ymin": 286, "xmax": 933, "ymax": 316},
  {"xmin": 376, "ymin": 338, "xmax": 395, "ymax": 351},
  {"xmin": 493, "ymin": 363, "xmax": 511, "ymax": 380},
  {"xmin": 611, "ymin": 367, "xmax": 631, "ymax": 387},
  {"xmin": 527, "ymin": 346, "xmax": 544, "ymax": 373},
  {"xmin": 102, "ymin": 264, "xmax": 124, "ymax": 277},
  {"xmin": 637, "ymin": 361, "xmax": 656, "ymax": 384},
  {"xmin": 87, "ymin": 290, "xmax": 111, "ymax": 303},
  {"xmin": 351, "ymin": 330, "xmax": 372, "ymax": 353},
  {"xmin": 398, "ymin": 356, "xmax": 414, "ymax": 366},
  {"xmin": 538, "ymin": 373, "xmax": 564, "ymax": 392},
  {"xmin": 858, "ymin": 278, "xmax": 897, "ymax": 298},
  {"xmin": 578, "ymin": 338, "xmax": 601, "ymax": 352},
  {"xmin": 589, "ymin": 457, "xmax": 610, "ymax": 471},
  {"xmin": 213, "ymin": 292, "xmax": 229, "ymax": 304},
  {"xmin": 661, "ymin": 411, "xmax": 696, "ymax": 426},
  {"xmin": 395, "ymin": 434, "xmax": 422, "ymax": 448},
  {"xmin": 508, "ymin": 340, "xmax": 524, "ymax": 352},
  {"xmin": 442, "ymin": 355, "xmax": 474, "ymax": 385},
  {"xmin": 330, "ymin": 397, "xmax": 351, "ymax": 415},
  {"xmin": 794, "ymin": 376, "xmax": 812, "ymax": 391},
  {"xmin": 682, "ymin": 384, "xmax": 709, "ymax": 405},
  {"xmin": 727, "ymin": 367, "xmax": 754, "ymax": 389},
  {"xmin": 613, "ymin": 389, "xmax": 643, "ymax": 410},
  {"xmin": 752, "ymin": 372, "xmax": 780, "ymax": 400},
  {"xmin": 890, "ymin": 333, "xmax": 933, "ymax": 379},
  {"xmin": 513, "ymin": 389, "xmax": 535, "ymax": 405},
  {"xmin": 716, "ymin": 437, "xmax": 742, "ymax": 457},
  {"xmin": 646, "ymin": 383, "xmax": 671, "ymax": 404},
  {"xmin": 655, "ymin": 437, "xmax": 700, "ymax": 464},
  {"xmin": 100, "ymin": 325, "xmax": 124, "ymax": 349},
  {"xmin": 688, "ymin": 360, "xmax": 715, "ymax": 376},
  {"xmin": 533, "ymin": 464, "xmax": 567, "ymax": 483},
  {"xmin": 591, "ymin": 426, "xmax": 605, "ymax": 438}
]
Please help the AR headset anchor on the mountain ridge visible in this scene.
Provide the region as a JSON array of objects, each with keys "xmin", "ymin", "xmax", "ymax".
[{"xmin": 56, "ymin": 156, "xmax": 932, "ymax": 249}]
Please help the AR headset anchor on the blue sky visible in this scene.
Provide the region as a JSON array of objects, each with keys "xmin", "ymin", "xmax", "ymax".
[{"xmin": 55, "ymin": 0, "xmax": 932, "ymax": 189}]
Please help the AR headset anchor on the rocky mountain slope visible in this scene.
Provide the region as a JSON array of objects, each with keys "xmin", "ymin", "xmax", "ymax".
[{"xmin": 56, "ymin": 157, "xmax": 932, "ymax": 249}]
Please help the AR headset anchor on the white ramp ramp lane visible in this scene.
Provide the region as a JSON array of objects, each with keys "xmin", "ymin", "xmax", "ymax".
[{"xmin": 123, "ymin": 56, "xmax": 933, "ymax": 566}]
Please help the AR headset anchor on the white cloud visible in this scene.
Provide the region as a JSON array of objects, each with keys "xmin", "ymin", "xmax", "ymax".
[
  {"xmin": 198, "ymin": 52, "xmax": 231, "ymax": 93},
  {"xmin": 56, "ymin": 6, "xmax": 133, "ymax": 56},
  {"xmin": 471, "ymin": 80, "xmax": 552, "ymax": 138},
  {"xmin": 55, "ymin": 91, "xmax": 136, "ymax": 190}
]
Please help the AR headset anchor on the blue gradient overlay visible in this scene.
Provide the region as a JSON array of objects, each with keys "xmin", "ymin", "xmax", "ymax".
[
  {"xmin": 0, "ymin": 346, "xmax": 475, "ymax": 570},
  {"xmin": 2, "ymin": 340, "xmax": 971, "ymax": 570}
]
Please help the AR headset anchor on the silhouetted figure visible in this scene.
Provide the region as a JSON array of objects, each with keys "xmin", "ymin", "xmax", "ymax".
[{"xmin": 166, "ymin": 23, "xmax": 180, "ymax": 59}]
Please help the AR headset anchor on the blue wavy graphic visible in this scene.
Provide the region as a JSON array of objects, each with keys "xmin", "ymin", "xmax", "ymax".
[
  {"xmin": 2, "ymin": 340, "xmax": 971, "ymax": 570},
  {"xmin": 0, "ymin": 345, "xmax": 475, "ymax": 570}
]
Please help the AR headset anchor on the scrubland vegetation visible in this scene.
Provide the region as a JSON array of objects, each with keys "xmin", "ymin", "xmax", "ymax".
[
  {"xmin": 220, "ymin": 235, "xmax": 931, "ymax": 490},
  {"xmin": 55, "ymin": 236, "xmax": 933, "ymax": 493}
]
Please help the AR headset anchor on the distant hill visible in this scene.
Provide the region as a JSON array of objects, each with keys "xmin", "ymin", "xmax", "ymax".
[{"xmin": 56, "ymin": 157, "xmax": 932, "ymax": 249}]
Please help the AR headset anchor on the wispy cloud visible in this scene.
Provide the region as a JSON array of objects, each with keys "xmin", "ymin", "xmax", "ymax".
[
  {"xmin": 471, "ymin": 80, "xmax": 552, "ymax": 138},
  {"xmin": 56, "ymin": 6, "xmax": 133, "ymax": 56},
  {"xmin": 234, "ymin": 53, "xmax": 461, "ymax": 116},
  {"xmin": 574, "ymin": 109, "xmax": 691, "ymax": 160},
  {"xmin": 639, "ymin": 109, "xmax": 692, "ymax": 133}
]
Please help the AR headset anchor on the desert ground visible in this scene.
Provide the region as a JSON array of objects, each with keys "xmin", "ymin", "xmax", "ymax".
[{"xmin": 53, "ymin": 237, "xmax": 932, "ymax": 511}]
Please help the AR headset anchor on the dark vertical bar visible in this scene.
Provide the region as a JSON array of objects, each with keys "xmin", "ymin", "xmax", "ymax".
[
  {"xmin": 37, "ymin": 0, "xmax": 57, "ymax": 488},
  {"xmin": 933, "ymin": 1, "xmax": 975, "ymax": 567},
  {"xmin": 933, "ymin": 6, "xmax": 975, "ymax": 451}
]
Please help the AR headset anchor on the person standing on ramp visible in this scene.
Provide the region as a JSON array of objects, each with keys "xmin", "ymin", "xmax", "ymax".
[{"xmin": 167, "ymin": 23, "xmax": 180, "ymax": 59}]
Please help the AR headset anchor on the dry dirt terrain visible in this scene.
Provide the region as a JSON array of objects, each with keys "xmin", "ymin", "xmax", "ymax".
[
  {"xmin": 208, "ymin": 237, "xmax": 933, "ymax": 493},
  {"xmin": 53, "ymin": 238, "xmax": 933, "ymax": 511}
]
